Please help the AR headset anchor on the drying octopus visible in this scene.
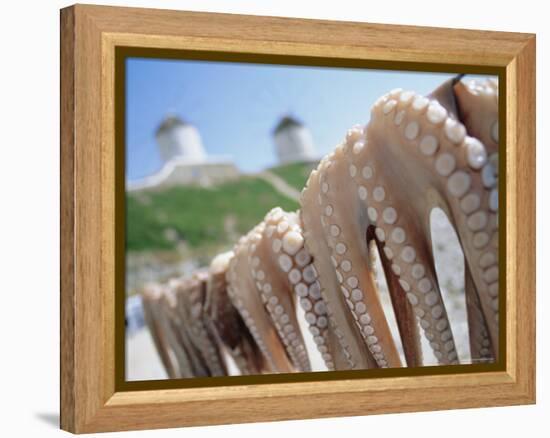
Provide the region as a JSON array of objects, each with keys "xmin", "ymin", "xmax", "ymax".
[{"xmin": 142, "ymin": 76, "xmax": 499, "ymax": 376}]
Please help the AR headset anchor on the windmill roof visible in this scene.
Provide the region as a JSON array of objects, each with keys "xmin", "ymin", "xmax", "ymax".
[
  {"xmin": 273, "ymin": 115, "xmax": 303, "ymax": 135},
  {"xmin": 156, "ymin": 115, "xmax": 189, "ymax": 135}
]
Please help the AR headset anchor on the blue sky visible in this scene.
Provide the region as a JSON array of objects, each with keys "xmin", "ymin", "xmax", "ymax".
[{"xmin": 126, "ymin": 58, "xmax": 489, "ymax": 181}]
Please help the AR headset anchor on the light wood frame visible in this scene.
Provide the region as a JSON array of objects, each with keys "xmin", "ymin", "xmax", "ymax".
[{"xmin": 60, "ymin": 4, "xmax": 536, "ymax": 433}]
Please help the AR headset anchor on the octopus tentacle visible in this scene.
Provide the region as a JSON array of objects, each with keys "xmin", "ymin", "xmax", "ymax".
[
  {"xmin": 454, "ymin": 78, "xmax": 499, "ymax": 153},
  {"xmin": 266, "ymin": 208, "xmax": 343, "ymax": 370},
  {"xmin": 301, "ymin": 155, "xmax": 380, "ymax": 370},
  {"xmin": 372, "ymin": 237, "xmax": 423, "ymax": 367},
  {"xmin": 464, "ymin": 263, "xmax": 494, "ymax": 363},
  {"xmin": 262, "ymin": 208, "xmax": 336, "ymax": 370},
  {"xmin": 455, "ymin": 78, "xmax": 500, "ymax": 358},
  {"xmin": 313, "ymin": 137, "xmax": 403, "ymax": 368},
  {"xmin": 343, "ymin": 101, "xmax": 458, "ymax": 364},
  {"xmin": 293, "ymin": 258, "xmax": 340, "ymax": 371},
  {"xmin": 247, "ymin": 209, "xmax": 311, "ymax": 372},
  {"xmin": 429, "ymin": 77, "xmax": 499, "ymax": 361},
  {"xmin": 141, "ymin": 286, "xmax": 179, "ymax": 378},
  {"xmin": 227, "ymin": 223, "xmax": 300, "ymax": 373},
  {"xmin": 370, "ymin": 84, "xmax": 498, "ymax": 360},
  {"xmin": 162, "ymin": 286, "xmax": 204, "ymax": 377},
  {"xmin": 204, "ymin": 251, "xmax": 265, "ymax": 375},
  {"xmin": 171, "ymin": 272, "xmax": 227, "ymax": 376}
]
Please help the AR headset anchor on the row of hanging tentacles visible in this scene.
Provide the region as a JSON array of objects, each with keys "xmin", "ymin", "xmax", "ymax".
[{"xmin": 140, "ymin": 75, "xmax": 499, "ymax": 378}]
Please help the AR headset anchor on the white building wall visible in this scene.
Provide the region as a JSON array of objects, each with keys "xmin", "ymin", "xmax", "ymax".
[
  {"xmin": 127, "ymin": 161, "xmax": 240, "ymax": 192},
  {"xmin": 160, "ymin": 162, "xmax": 239, "ymax": 188},
  {"xmin": 274, "ymin": 125, "xmax": 316, "ymax": 164},
  {"xmin": 156, "ymin": 124, "xmax": 207, "ymax": 163}
]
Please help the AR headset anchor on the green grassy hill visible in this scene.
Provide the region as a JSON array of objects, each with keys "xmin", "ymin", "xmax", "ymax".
[
  {"xmin": 268, "ymin": 161, "xmax": 318, "ymax": 191},
  {"xmin": 126, "ymin": 162, "xmax": 317, "ymax": 254}
]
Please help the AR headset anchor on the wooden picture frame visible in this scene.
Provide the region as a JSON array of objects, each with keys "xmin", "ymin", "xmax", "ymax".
[{"xmin": 60, "ymin": 4, "xmax": 536, "ymax": 433}]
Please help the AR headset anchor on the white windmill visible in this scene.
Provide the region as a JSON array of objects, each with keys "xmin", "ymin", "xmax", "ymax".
[{"xmin": 273, "ymin": 115, "xmax": 316, "ymax": 165}]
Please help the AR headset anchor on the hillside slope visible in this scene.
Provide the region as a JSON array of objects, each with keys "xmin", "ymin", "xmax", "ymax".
[
  {"xmin": 126, "ymin": 162, "xmax": 316, "ymax": 254},
  {"xmin": 267, "ymin": 161, "xmax": 318, "ymax": 191}
]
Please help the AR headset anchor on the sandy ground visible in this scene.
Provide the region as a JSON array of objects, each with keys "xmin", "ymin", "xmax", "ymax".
[
  {"xmin": 127, "ymin": 208, "xmax": 472, "ymax": 380},
  {"xmin": 126, "ymin": 329, "xmax": 167, "ymax": 381}
]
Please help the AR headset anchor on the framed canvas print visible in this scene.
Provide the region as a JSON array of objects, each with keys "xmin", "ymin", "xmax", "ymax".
[{"xmin": 60, "ymin": 4, "xmax": 536, "ymax": 434}]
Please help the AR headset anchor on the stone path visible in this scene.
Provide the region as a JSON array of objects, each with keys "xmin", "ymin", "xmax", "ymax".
[{"xmin": 257, "ymin": 171, "xmax": 301, "ymax": 202}]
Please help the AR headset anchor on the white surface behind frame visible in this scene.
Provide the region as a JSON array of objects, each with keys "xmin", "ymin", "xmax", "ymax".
[{"xmin": 0, "ymin": 0, "xmax": 546, "ymax": 436}]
